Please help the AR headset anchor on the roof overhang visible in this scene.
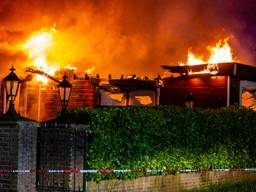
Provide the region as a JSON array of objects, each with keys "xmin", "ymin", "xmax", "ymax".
[{"xmin": 162, "ymin": 62, "xmax": 256, "ymax": 81}]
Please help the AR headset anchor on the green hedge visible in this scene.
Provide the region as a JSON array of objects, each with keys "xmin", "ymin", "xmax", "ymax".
[{"xmin": 70, "ymin": 106, "xmax": 256, "ymax": 182}]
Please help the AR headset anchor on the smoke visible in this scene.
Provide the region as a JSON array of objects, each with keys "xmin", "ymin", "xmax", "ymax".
[{"xmin": 0, "ymin": 0, "xmax": 256, "ymax": 78}]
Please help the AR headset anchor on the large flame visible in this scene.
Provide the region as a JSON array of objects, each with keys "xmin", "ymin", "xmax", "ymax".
[
  {"xmin": 180, "ymin": 37, "xmax": 235, "ymax": 65},
  {"xmin": 207, "ymin": 37, "xmax": 233, "ymax": 64},
  {"xmin": 180, "ymin": 52, "xmax": 205, "ymax": 66},
  {"xmin": 179, "ymin": 37, "xmax": 236, "ymax": 75},
  {"xmin": 23, "ymin": 28, "xmax": 59, "ymax": 84}
]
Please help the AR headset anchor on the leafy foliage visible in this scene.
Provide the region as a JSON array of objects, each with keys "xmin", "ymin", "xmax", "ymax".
[{"xmin": 70, "ymin": 106, "xmax": 256, "ymax": 182}]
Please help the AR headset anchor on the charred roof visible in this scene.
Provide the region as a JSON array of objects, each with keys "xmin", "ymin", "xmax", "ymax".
[{"xmin": 162, "ymin": 62, "xmax": 256, "ymax": 81}]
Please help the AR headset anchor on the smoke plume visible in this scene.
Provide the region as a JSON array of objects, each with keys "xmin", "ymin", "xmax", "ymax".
[{"xmin": 0, "ymin": 0, "xmax": 256, "ymax": 78}]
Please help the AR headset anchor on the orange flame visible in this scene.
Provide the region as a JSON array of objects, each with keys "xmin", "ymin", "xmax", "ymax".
[
  {"xmin": 179, "ymin": 37, "xmax": 236, "ymax": 75},
  {"xmin": 64, "ymin": 64, "xmax": 77, "ymax": 71},
  {"xmin": 180, "ymin": 37, "xmax": 235, "ymax": 65},
  {"xmin": 186, "ymin": 52, "xmax": 205, "ymax": 65},
  {"xmin": 85, "ymin": 66, "xmax": 95, "ymax": 75},
  {"xmin": 23, "ymin": 28, "xmax": 59, "ymax": 84},
  {"xmin": 207, "ymin": 37, "xmax": 233, "ymax": 64}
]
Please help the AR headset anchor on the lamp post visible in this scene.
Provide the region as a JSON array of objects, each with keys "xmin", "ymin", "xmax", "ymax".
[
  {"xmin": 58, "ymin": 73, "xmax": 72, "ymax": 118},
  {"xmin": 4, "ymin": 66, "xmax": 21, "ymax": 116}
]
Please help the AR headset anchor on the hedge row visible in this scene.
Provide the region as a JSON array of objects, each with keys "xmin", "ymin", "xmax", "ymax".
[{"xmin": 70, "ymin": 106, "xmax": 256, "ymax": 182}]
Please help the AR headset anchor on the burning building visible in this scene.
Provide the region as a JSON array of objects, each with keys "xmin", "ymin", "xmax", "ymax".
[
  {"xmin": 1, "ymin": 0, "xmax": 256, "ymax": 119},
  {"xmin": 160, "ymin": 38, "xmax": 256, "ymax": 110},
  {"xmin": 0, "ymin": 68, "xmax": 95, "ymax": 122},
  {"xmin": 0, "ymin": 67, "xmax": 160, "ymax": 122},
  {"xmin": 161, "ymin": 62, "xmax": 256, "ymax": 109}
]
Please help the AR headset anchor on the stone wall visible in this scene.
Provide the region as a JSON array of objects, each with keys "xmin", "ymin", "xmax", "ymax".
[{"xmin": 86, "ymin": 171, "xmax": 256, "ymax": 192}]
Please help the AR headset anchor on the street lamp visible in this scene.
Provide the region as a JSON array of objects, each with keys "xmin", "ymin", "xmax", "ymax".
[
  {"xmin": 58, "ymin": 73, "xmax": 72, "ymax": 118},
  {"xmin": 4, "ymin": 66, "xmax": 21, "ymax": 116}
]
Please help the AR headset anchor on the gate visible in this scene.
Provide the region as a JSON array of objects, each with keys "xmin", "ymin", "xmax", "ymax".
[{"xmin": 36, "ymin": 123, "xmax": 89, "ymax": 191}]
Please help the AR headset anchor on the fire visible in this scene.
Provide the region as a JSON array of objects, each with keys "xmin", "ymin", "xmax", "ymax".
[
  {"xmin": 180, "ymin": 37, "xmax": 236, "ymax": 75},
  {"xmin": 187, "ymin": 52, "xmax": 205, "ymax": 65},
  {"xmin": 208, "ymin": 37, "xmax": 233, "ymax": 64},
  {"xmin": 64, "ymin": 64, "xmax": 77, "ymax": 71},
  {"xmin": 23, "ymin": 28, "xmax": 59, "ymax": 84},
  {"xmin": 85, "ymin": 66, "xmax": 95, "ymax": 75},
  {"xmin": 188, "ymin": 64, "xmax": 219, "ymax": 75}
]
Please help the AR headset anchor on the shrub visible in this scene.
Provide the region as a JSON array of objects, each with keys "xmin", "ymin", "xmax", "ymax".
[{"xmin": 70, "ymin": 106, "xmax": 256, "ymax": 181}]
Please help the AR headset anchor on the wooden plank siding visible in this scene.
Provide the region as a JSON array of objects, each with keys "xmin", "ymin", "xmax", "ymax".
[
  {"xmin": 19, "ymin": 82, "xmax": 61, "ymax": 122},
  {"xmin": 19, "ymin": 80, "xmax": 95, "ymax": 122},
  {"xmin": 68, "ymin": 80, "xmax": 95, "ymax": 110},
  {"xmin": 160, "ymin": 76, "xmax": 228, "ymax": 109}
]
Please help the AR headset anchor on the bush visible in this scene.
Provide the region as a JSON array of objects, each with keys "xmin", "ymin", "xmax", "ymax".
[{"xmin": 70, "ymin": 106, "xmax": 256, "ymax": 182}]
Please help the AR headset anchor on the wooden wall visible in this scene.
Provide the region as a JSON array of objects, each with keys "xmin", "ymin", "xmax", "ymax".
[
  {"xmin": 68, "ymin": 80, "xmax": 95, "ymax": 110},
  {"xmin": 160, "ymin": 76, "xmax": 228, "ymax": 109},
  {"xmin": 19, "ymin": 82, "xmax": 60, "ymax": 122},
  {"xmin": 19, "ymin": 79, "xmax": 95, "ymax": 122}
]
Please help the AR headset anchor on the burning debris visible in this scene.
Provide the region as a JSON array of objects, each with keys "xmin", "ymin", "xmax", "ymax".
[{"xmin": 25, "ymin": 67, "xmax": 60, "ymax": 83}]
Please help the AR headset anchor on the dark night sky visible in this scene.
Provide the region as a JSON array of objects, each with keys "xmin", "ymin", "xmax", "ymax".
[{"xmin": 0, "ymin": 0, "xmax": 256, "ymax": 77}]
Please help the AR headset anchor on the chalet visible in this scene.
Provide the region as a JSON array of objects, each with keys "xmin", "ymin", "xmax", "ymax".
[{"xmin": 161, "ymin": 62, "xmax": 256, "ymax": 109}]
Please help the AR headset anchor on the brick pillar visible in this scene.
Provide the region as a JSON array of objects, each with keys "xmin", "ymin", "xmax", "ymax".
[{"xmin": 0, "ymin": 117, "xmax": 38, "ymax": 192}]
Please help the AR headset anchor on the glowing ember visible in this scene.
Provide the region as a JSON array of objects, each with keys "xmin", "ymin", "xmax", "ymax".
[
  {"xmin": 180, "ymin": 37, "xmax": 236, "ymax": 75},
  {"xmin": 23, "ymin": 28, "xmax": 59, "ymax": 84}
]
